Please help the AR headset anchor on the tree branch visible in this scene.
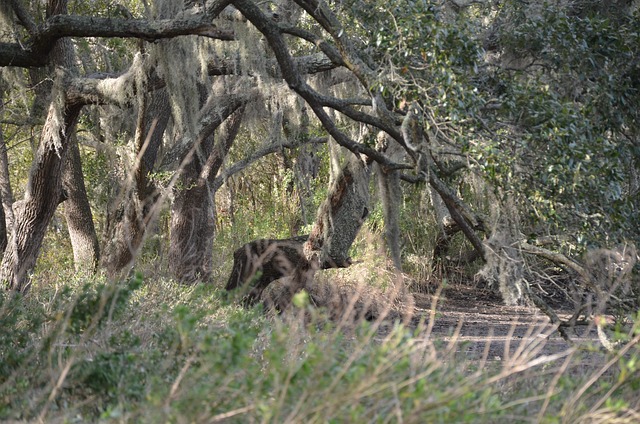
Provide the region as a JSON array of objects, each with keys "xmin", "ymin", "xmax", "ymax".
[
  {"xmin": 213, "ymin": 137, "xmax": 328, "ymax": 191},
  {"xmin": 279, "ymin": 25, "xmax": 345, "ymax": 67},
  {"xmin": 518, "ymin": 241, "xmax": 604, "ymax": 298},
  {"xmin": 160, "ymin": 95, "xmax": 250, "ymax": 170},
  {"xmin": 8, "ymin": 0, "xmax": 38, "ymax": 34},
  {"xmin": 199, "ymin": 105, "xmax": 246, "ymax": 184},
  {"xmin": 400, "ymin": 167, "xmax": 486, "ymax": 259},
  {"xmin": 207, "ymin": 52, "xmax": 338, "ymax": 77},
  {"xmin": 232, "ymin": 0, "xmax": 411, "ymax": 171},
  {"xmin": 292, "ymin": 0, "xmax": 379, "ymax": 88},
  {"xmin": 0, "ymin": 0, "xmax": 234, "ymax": 68}
]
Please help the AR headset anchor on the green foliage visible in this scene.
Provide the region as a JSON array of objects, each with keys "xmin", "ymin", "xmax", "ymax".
[
  {"xmin": 337, "ymin": 0, "xmax": 639, "ymax": 254},
  {"xmin": 3, "ymin": 0, "xmax": 640, "ymax": 419},
  {"xmin": 481, "ymin": 1, "xmax": 640, "ymax": 247},
  {"xmin": 2, "ymin": 274, "xmax": 640, "ymax": 422},
  {"xmin": 346, "ymin": 0, "xmax": 484, "ymax": 122},
  {"xmin": 66, "ymin": 273, "xmax": 143, "ymax": 335},
  {"xmin": 0, "ymin": 292, "xmax": 44, "ymax": 386}
]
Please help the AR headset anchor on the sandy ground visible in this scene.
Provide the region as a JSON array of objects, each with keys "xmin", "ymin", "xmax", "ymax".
[{"xmin": 405, "ymin": 282, "xmax": 608, "ymax": 362}]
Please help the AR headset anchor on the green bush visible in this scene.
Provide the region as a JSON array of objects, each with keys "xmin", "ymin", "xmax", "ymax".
[{"xmin": 2, "ymin": 273, "xmax": 639, "ymax": 422}]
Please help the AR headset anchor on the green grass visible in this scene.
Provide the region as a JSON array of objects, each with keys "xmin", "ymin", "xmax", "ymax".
[{"xmin": 1, "ymin": 271, "xmax": 639, "ymax": 423}]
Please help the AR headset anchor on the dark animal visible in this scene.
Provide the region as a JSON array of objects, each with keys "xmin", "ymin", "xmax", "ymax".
[{"xmin": 225, "ymin": 235, "xmax": 315, "ymax": 307}]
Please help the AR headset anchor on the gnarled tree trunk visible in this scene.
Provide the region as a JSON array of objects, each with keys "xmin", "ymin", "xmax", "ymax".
[
  {"xmin": 62, "ymin": 135, "xmax": 100, "ymax": 272},
  {"xmin": 168, "ymin": 105, "xmax": 244, "ymax": 283},
  {"xmin": 304, "ymin": 152, "xmax": 371, "ymax": 268},
  {"xmin": 101, "ymin": 90, "xmax": 170, "ymax": 276},
  {"xmin": 0, "ymin": 0, "xmax": 81, "ymax": 291},
  {"xmin": 225, "ymin": 235, "xmax": 313, "ymax": 307},
  {"xmin": 0, "ymin": 100, "xmax": 81, "ymax": 291},
  {"xmin": 226, "ymin": 152, "xmax": 371, "ymax": 307}
]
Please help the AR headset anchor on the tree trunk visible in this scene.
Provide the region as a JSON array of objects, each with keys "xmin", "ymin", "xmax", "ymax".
[
  {"xmin": 0, "ymin": 198, "xmax": 5, "ymax": 255},
  {"xmin": 376, "ymin": 165, "xmax": 402, "ymax": 270},
  {"xmin": 0, "ymin": 87, "xmax": 12, "ymax": 254},
  {"xmin": 0, "ymin": 101, "xmax": 81, "ymax": 291},
  {"xmin": 101, "ymin": 191, "xmax": 148, "ymax": 277},
  {"xmin": 62, "ymin": 135, "xmax": 100, "ymax": 272},
  {"xmin": 168, "ymin": 182, "xmax": 216, "ymax": 283},
  {"xmin": 304, "ymin": 153, "xmax": 371, "ymax": 268},
  {"xmin": 225, "ymin": 153, "xmax": 371, "ymax": 308},
  {"xmin": 14, "ymin": 0, "xmax": 99, "ymax": 274},
  {"xmin": 374, "ymin": 132, "xmax": 405, "ymax": 270},
  {"xmin": 225, "ymin": 235, "xmax": 313, "ymax": 307},
  {"xmin": 101, "ymin": 90, "xmax": 170, "ymax": 276},
  {"xmin": 1, "ymin": 0, "xmax": 81, "ymax": 291},
  {"xmin": 168, "ymin": 106, "xmax": 244, "ymax": 283}
]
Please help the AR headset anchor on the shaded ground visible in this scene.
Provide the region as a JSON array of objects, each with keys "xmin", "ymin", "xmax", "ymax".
[{"xmin": 407, "ymin": 282, "xmax": 605, "ymax": 361}]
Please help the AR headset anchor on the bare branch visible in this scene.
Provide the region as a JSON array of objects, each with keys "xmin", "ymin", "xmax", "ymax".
[
  {"xmin": 232, "ymin": 0, "xmax": 411, "ymax": 170},
  {"xmin": 400, "ymin": 166, "xmax": 486, "ymax": 259},
  {"xmin": 199, "ymin": 105, "xmax": 246, "ymax": 184},
  {"xmin": 519, "ymin": 241, "xmax": 603, "ymax": 297},
  {"xmin": 161, "ymin": 95, "xmax": 250, "ymax": 170},
  {"xmin": 7, "ymin": 0, "xmax": 37, "ymax": 34},
  {"xmin": 213, "ymin": 137, "xmax": 328, "ymax": 191},
  {"xmin": 34, "ymin": 14, "xmax": 234, "ymax": 44},
  {"xmin": 0, "ymin": 0, "xmax": 234, "ymax": 68},
  {"xmin": 207, "ymin": 52, "xmax": 337, "ymax": 77},
  {"xmin": 292, "ymin": 0, "xmax": 378, "ymax": 88},
  {"xmin": 279, "ymin": 25, "xmax": 345, "ymax": 67}
]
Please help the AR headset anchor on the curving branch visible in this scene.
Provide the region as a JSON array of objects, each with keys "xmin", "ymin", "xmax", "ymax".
[
  {"xmin": 213, "ymin": 137, "xmax": 328, "ymax": 191},
  {"xmin": 279, "ymin": 25, "xmax": 345, "ymax": 67},
  {"xmin": 0, "ymin": 0, "xmax": 234, "ymax": 67},
  {"xmin": 232, "ymin": 0, "xmax": 412, "ymax": 171},
  {"xmin": 292, "ymin": 0, "xmax": 379, "ymax": 88},
  {"xmin": 7, "ymin": 0, "xmax": 38, "ymax": 33}
]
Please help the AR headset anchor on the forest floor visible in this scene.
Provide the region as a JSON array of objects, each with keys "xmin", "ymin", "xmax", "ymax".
[{"xmin": 406, "ymin": 281, "xmax": 607, "ymax": 362}]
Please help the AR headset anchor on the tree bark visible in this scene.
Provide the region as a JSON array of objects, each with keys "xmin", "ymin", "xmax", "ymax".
[
  {"xmin": 0, "ymin": 0, "xmax": 82, "ymax": 291},
  {"xmin": 0, "ymin": 87, "xmax": 13, "ymax": 254},
  {"xmin": 376, "ymin": 165, "xmax": 402, "ymax": 269},
  {"xmin": 225, "ymin": 153, "xmax": 372, "ymax": 307},
  {"xmin": 0, "ymin": 1, "xmax": 235, "ymax": 67},
  {"xmin": 225, "ymin": 235, "xmax": 313, "ymax": 307},
  {"xmin": 0, "ymin": 101, "xmax": 81, "ymax": 291},
  {"xmin": 304, "ymin": 153, "xmax": 371, "ymax": 268},
  {"xmin": 62, "ymin": 135, "xmax": 100, "ymax": 272},
  {"xmin": 101, "ymin": 90, "xmax": 170, "ymax": 276},
  {"xmin": 375, "ymin": 132, "xmax": 406, "ymax": 270},
  {"xmin": 168, "ymin": 182, "xmax": 216, "ymax": 283},
  {"xmin": 168, "ymin": 106, "xmax": 244, "ymax": 283}
]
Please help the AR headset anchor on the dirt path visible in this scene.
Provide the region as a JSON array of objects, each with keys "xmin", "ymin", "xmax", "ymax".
[{"xmin": 407, "ymin": 283, "xmax": 605, "ymax": 361}]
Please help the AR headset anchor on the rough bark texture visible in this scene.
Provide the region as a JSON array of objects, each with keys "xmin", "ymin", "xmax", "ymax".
[
  {"xmin": 101, "ymin": 194, "xmax": 148, "ymax": 277},
  {"xmin": 169, "ymin": 183, "xmax": 216, "ymax": 283},
  {"xmin": 0, "ymin": 0, "xmax": 81, "ymax": 291},
  {"xmin": 168, "ymin": 107, "xmax": 244, "ymax": 283},
  {"xmin": 225, "ymin": 153, "xmax": 372, "ymax": 308},
  {"xmin": 101, "ymin": 90, "xmax": 169, "ymax": 276},
  {"xmin": 225, "ymin": 235, "xmax": 315, "ymax": 306},
  {"xmin": 62, "ymin": 136, "xmax": 100, "ymax": 272},
  {"xmin": 0, "ymin": 1, "xmax": 235, "ymax": 67},
  {"xmin": 375, "ymin": 132, "xmax": 406, "ymax": 270},
  {"xmin": 0, "ymin": 103, "xmax": 81, "ymax": 291},
  {"xmin": 376, "ymin": 165, "xmax": 402, "ymax": 269},
  {"xmin": 0, "ymin": 191, "xmax": 5, "ymax": 255},
  {"xmin": 24, "ymin": 30, "xmax": 100, "ymax": 273},
  {"xmin": 0, "ymin": 89, "xmax": 12, "ymax": 253},
  {"xmin": 305, "ymin": 153, "xmax": 371, "ymax": 268},
  {"xmin": 0, "ymin": 130, "xmax": 12, "ymax": 237}
]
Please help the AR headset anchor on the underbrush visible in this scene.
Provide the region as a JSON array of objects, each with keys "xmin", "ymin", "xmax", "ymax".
[{"xmin": 1, "ymin": 273, "xmax": 639, "ymax": 423}]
